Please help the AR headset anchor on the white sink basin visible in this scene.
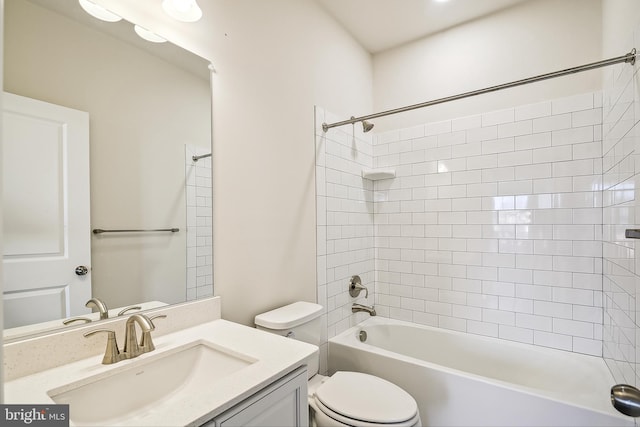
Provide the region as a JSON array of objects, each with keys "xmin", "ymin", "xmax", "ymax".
[{"xmin": 48, "ymin": 340, "xmax": 257, "ymax": 426}]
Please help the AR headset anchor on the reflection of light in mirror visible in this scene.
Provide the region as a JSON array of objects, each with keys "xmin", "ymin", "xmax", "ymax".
[
  {"xmin": 78, "ymin": 0, "xmax": 122, "ymax": 22},
  {"xmin": 163, "ymin": 0, "xmax": 203, "ymax": 22},
  {"xmin": 134, "ymin": 25, "xmax": 167, "ymax": 43}
]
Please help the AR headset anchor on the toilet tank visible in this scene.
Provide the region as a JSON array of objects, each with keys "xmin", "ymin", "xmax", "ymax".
[{"xmin": 254, "ymin": 301, "xmax": 323, "ymax": 377}]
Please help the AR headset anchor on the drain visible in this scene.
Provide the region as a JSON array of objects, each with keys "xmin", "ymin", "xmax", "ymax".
[{"xmin": 358, "ymin": 330, "xmax": 367, "ymax": 342}]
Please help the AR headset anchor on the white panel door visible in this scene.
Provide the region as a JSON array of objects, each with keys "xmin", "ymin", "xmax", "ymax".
[{"xmin": 2, "ymin": 92, "xmax": 91, "ymax": 328}]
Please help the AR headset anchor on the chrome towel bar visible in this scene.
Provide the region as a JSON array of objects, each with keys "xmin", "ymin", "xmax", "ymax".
[{"xmin": 92, "ymin": 228, "xmax": 179, "ymax": 234}]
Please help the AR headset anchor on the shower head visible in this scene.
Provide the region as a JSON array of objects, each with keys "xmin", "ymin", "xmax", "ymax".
[{"xmin": 362, "ymin": 120, "xmax": 374, "ymax": 133}]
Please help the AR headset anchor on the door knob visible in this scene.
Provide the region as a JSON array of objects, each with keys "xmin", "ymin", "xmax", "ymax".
[{"xmin": 75, "ymin": 266, "xmax": 89, "ymax": 276}]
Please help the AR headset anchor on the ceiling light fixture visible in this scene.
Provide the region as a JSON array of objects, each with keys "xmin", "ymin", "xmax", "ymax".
[
  {"xmin": 78, "ymin": 0, "xmax": 122, "ymax": 22},
  {"xmin": 134, "ymin": 25, "xmax": 167, "ymax": 43},
  {"xmin": 162, "ymin": 0, "xmax": 202, "ymax": 23}
]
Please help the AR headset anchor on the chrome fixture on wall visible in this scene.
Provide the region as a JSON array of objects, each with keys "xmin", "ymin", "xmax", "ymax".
[
  {"xmin": 349, "ymin": 275, "xmax": 376, "ymax": 316},
  {"xmin": 92, "ymin": 228, "xmax": 180, "ymax": 234},
  {"xmin": 345, "ymin": 116, "xmax": 374, "ymax": 134},
  {"xmin": 352, "ymin": 303, "xmax": 376, "ymax": 316},
  {"xmin": 322, "ymin": 49, "xmax": 637, "ymax": 133},
  {"xmin": 349, "ymin": 275, "xmax": 369, "ymax": 298},
  {"xmin": 192, "ymin": 153, "xmax": 212, "ymax": 162},
  {"xmin": 611, "ymin": 384, "xmax": 640, "ymax": 417},
  {"xmin": 625, "ymin": 229, "xmax": 640, "ymax": 239}
]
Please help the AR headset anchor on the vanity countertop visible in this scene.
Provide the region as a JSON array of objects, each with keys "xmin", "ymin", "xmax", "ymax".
[{"xmin": 4, "ymin": 318, "xmax": 318, "ymax": 426}]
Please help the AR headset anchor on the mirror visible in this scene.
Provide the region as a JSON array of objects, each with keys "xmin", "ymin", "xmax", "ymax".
[{"xmin": 3, "ymin": 0, "xmax": 213, "ymax": 340}]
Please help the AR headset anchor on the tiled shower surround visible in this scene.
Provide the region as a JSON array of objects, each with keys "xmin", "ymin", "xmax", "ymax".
[
  {"xmin": 185, "ymin": 145, "xmax": 214, "ymax": 301},
  {"xmin": 372, "ymin": 92, "xmax": 605, "ymax": 357},
  {"xmin": 317, "ymin": 42, "xmax": 640, "ymax": 382},
  {"xmin": 602, "ymin": 31, "xmax": 640, "ymax": 386},
  {"xmin": 316, "ymin": 87, "xmax": 612, "ymax": 363}
]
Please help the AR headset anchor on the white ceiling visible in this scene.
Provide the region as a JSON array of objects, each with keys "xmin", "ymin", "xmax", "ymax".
[{"xmin": 314, "ymin": 0, "xmax": 529, "ymax": 53}]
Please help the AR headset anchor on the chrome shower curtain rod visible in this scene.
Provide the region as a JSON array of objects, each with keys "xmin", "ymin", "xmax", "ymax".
[{"xmin": 322, "ymin": 49, "xmax": 637, "ymax": 132}]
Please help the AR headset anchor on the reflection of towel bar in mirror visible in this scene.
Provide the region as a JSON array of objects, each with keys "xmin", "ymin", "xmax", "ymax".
[
  {"xmin": 192, "ymin": 153, "xmax": 212, "ymax": 162},
  {"xmin": 92, "ymin": 228, "xmax": 180, "ymax": 234}
]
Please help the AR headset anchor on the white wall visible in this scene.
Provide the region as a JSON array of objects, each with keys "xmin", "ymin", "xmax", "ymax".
[
  {"xmin": 372, "ymin": 0, "xmax": 603, "ymax": 132},
  {"xmin": 602, "ymin": 0, "xmax": 640, "ymax": 57},
  {"xmin": 95, "ymin": 0, "xmax": 373, "ymax": 325}
]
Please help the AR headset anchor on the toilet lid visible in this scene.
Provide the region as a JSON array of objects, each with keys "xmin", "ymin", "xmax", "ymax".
[{"xmin": 314, "ymin": 371, "xmax": 418, "ymax": 424}]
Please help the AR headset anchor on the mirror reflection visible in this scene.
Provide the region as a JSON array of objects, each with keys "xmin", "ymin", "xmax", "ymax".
[{"xmin": 2, "ymin": 0, "xmax": 213, "ymax": 340}]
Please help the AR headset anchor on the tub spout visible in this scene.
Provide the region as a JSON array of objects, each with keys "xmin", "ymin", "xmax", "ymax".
[{"xmin": 352, "ymin": 303, "xmax": 376, "ymax": 316}]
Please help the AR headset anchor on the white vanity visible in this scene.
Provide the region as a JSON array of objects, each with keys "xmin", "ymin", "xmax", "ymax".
[{"xmin": 3, "ymin": 297, "xmax": 316, "ymax": 426}]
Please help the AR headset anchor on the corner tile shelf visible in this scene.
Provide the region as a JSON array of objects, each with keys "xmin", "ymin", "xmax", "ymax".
[{"xmin": 361, "ymin": 168, "xmax": 396, "ymax": 180}]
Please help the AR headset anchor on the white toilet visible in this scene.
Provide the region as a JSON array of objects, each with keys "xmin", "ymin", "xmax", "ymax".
[{"xmin": 255, "ymin": 301, "xmax": 422, "ymax": 427}]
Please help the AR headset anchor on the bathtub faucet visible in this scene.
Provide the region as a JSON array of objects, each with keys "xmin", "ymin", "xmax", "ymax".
[{"xmin": 352, "ymin": 303, "xmax": 376, "ymax": 316}]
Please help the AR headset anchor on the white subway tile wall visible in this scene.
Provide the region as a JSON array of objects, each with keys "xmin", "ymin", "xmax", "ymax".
[
  {"xmin": 602, "ymin": 28, "xmax": 640, "ymax": 387},
  {"xmin": 315, "ymin": 107, "xmax": 376, "ymax": 374},
  {"xmin": 185, "ymin": 145, "xmax": 213, "ymax": 301},
  {"xmin": 369, "ymin": 91, "xmax": 604, "ymax": 356},
  {"xmin": 316, "ymin": 40, "xmax": 640, "ymax": 372}
]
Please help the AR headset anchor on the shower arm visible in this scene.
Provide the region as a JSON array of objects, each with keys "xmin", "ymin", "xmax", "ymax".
[{"xmin": 322, "ymin": 49, "xmax": 637, "ymax": 133}]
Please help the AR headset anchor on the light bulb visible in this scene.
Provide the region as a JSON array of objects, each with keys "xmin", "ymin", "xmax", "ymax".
[
  {"xmin": 78, "ymin": 0, "xmax": 122, "ymax": 22},
  {"xmin": 173, "ymin": 0, "xmax": 192, "ymax": 13},
  {"xmin": 134, "ymin": 25, "xmax": 167, "ymax": 43},
  {"xmin": 162, "ymin": 0, "xmax": 202, "ymax": 23}
]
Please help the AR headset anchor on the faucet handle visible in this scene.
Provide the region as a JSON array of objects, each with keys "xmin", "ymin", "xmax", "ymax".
[
  {"xmin": 84, "ymin": 329, "xmax": 121, "ymax": 364},
  {"xmin": 349, "ymin": 275, "xmax": 369, "ymax": 298},
  {"xmin": 63, "ymin": 316, "xmax": 92, "ymax": 325},
  {"xmin": 117, "ymin": 306, "xmax": 142, "ymax": 316},
  {"xmin": 140, "ymin": 315, "xmax": 167, "ymax": 352},
  {"xmin": 149, "ymin": 314, "xmax": 167, "ymax": 326}
]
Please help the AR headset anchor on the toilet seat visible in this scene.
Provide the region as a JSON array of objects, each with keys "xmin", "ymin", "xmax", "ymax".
[{"xmin": 313, "ymin": 371, "xmax": 419, "ymax": 426}]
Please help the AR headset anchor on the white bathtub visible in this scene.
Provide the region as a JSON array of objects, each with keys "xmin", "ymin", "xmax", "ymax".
[{"xmin": 328, "ymin": 317, "xmax": 632, "ymax": 427}]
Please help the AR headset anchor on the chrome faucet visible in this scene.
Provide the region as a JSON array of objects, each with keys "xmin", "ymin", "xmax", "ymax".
[
  {"xmin": 84, "ymin": 313, "xmax": 166, "ymax": 365},
  {"xmin": 86, "ymin": 297, "xmax": 109, "ymax": 320},
  {"xmin": 352, "ymin": 303, "xmax": 376, "ymax": 316},
  {"xmin": 140, "ymin": 315, "xmax": 167, "ymax": 352},
  {"xmin": 123, "ymin": 314, "xmax": 155, "ymax": 359}
]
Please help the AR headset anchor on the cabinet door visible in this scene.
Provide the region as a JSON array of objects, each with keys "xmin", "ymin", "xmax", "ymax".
[{"xmin": 212, "ymin": 366, "xmax": 308, "ymax": 427}]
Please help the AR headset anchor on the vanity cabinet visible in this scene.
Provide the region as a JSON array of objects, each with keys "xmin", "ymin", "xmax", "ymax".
[{"xmin": 202, "ymin": 366, "xmax": 308, "ymax": 427}]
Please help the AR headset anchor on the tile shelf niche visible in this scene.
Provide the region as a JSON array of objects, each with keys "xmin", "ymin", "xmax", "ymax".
[{"xmin": 361, "ymin": 168, "xmax": 396, "ymax": 180}]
